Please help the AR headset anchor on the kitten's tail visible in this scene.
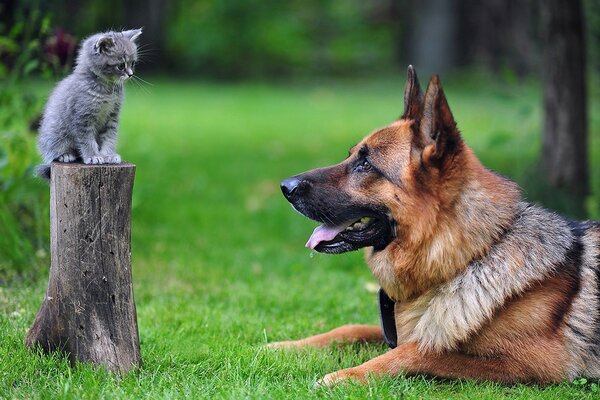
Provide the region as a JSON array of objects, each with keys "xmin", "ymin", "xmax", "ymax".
[{"xmin": 35, "ymin": 164, "xmax": 51, "ymax": 182}]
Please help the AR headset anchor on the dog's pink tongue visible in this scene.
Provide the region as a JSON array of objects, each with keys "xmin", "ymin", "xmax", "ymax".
[{"xmin": 306, "ymin": 223, "xmax": 348, "ymax": 250}]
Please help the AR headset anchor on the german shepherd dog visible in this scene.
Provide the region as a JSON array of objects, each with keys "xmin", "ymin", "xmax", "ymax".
[{"xmin": 272, "ymin": 66, "xmax": 600, "ymax": 386}]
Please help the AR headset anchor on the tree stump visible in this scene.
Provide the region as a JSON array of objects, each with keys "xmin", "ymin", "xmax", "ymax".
[{"xmin": 26, "ymin": 162, "xmax": 141, "ymax": 373}]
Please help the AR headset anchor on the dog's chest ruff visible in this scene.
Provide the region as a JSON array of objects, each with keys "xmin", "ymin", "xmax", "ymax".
[{"xmin": 376, "ymin": 203, "xmax": 579, "ymax": 353}]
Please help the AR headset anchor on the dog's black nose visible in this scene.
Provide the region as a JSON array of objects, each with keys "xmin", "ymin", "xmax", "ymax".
[{"xmin": 281, "ymin": 177, "xmax": 307, "ymax": 200}]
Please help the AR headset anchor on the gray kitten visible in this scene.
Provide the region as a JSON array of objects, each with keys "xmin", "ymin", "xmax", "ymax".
[{"xmin": 36, "ymin": 29, "xmax": 142, "ymax": 180}]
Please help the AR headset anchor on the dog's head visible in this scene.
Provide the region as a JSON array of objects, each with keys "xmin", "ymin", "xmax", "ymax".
[{"xmin": 281, "ymin": 66, "xmax": 465, "ymax": 254}]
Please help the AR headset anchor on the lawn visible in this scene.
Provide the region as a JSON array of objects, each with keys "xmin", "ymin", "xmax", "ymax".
[{"xmin": 1, "ymin": 74, "xmax": 599, "ymax": 399}]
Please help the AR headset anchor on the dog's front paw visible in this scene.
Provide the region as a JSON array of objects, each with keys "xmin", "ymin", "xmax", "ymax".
[
  {"xmin": 266, "ymin": 340, "xmax": 303, "ymax": 349},
  {"xmin": 83, "ymin": 156, "xmax": 105, "ymax": 164},
  {"xmin": 103, "ymin": 154, "xmax": 121, "ymax": 164},
  {"xmin": 315, "ymin": 369, "xmax": 364, "ymax": 388}
]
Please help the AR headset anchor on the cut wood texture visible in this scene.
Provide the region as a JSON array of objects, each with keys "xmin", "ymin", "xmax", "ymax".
[{"xmin": 26, "ymin": 162, "xmax": 141, "ymax": 373}]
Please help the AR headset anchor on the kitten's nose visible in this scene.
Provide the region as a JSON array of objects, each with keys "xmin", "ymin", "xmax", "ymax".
[{"xmin": 126, "ymin": 68, "xmax": 133, "ymax": 77}]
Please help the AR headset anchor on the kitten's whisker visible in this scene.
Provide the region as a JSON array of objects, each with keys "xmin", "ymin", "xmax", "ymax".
[
  {"xmin": 135, "ymin": 44, "xmax": 157, "ymax": 61},
  {"xmin": 136, "ymin": 52, "xmax": 156, "ymax": 58},
  {"xmin": 136, "ymin": 49, "xmax": 156, "ymax": 55},
  {"xmin": 134, "ymin": 79, "xmax": 152, "ymax": 95},
  {"xmin": 136, "ymin": 43, "xmax": 154, "ymax": 50},
  {"xmin": 136, "ymin": 53, "xmax": 157, "ymax": 62},
  {"xmin": 132, "ymin": 75, "xmax": 154, "ymax": 87},
  {"xmin": 130, "ymin": 76, "xmax": 151, "ymax": 95}
]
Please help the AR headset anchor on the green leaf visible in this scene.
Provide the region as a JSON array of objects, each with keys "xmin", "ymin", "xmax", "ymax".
[
  {"xmin": 0, "ymin": 37, "xmax": 18, "ymax": 52},
  {"xmin": 8, "ymin": 21, "xmax": 23, "ymax": 38},
  {"xmin": 41, "ymin": 16, "xmax": 51, "ymax": 33},
  {"xmin": 23, "ymin": 60, "xmax": 39, "ymax": 76},
  {"xmin": 27, "ymin": 40, "xmax": 39, "ymax": 51}
]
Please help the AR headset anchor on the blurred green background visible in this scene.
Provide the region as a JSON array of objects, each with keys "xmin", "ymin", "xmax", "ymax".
[{"xmin": 1, "ymin": 1, "xmax": 600, "ymax": 398}]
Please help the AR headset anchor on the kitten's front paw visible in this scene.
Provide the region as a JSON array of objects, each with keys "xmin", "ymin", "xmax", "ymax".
[
  {"xmin": 57, "ymin": 153, "xmax": 77, "ymax": 163},
  {"xmin": 83, "ymin": 156, "xmax": 105, "ymax": 164},
  {"xmin": 103, "ymin": 154, "xmax": 121, "ymax": 164}
]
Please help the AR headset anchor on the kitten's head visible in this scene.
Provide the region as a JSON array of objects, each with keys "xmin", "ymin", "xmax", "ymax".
[{"xmin": 76, "ymin": 29, "xmax": 142, "ymax": 85}]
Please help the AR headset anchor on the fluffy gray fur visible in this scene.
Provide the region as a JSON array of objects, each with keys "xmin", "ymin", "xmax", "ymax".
[{"xmin": 36, "ymin": 29, "xmax": 142, "ymax": 180}]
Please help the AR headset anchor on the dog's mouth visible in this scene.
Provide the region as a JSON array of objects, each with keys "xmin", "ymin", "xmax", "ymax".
[{"xmin": 306, "ymin": 216, "xmax": 393, "ymax": 254}]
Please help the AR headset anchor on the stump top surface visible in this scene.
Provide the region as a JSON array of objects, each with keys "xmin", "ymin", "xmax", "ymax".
[{"xmin": 50, "ymin": 162, "xmax": 136, "ymax": 170}]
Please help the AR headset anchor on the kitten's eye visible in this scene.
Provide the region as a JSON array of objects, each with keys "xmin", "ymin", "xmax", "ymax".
[
  {"xmin": 116, "ymin": 63, "xmax": 125, "ymax": 71},
  {"xmin": 354, "ymin": 159, "xmax": 372, "ymax": 173},
  {"xmin": 131, "ymin": 61, "xmax": 136, "ymax": 68}
]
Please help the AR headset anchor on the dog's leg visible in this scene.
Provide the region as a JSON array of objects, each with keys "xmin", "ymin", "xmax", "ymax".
[
  {"xmin": 268, "ymin": 324, "xmax": 383, "ymax": 348},
  {"xmin": 318, "ymin": 339, "xmax": 568, "ymax": 386}
]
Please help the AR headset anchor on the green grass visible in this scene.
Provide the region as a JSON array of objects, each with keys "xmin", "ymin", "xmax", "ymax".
[{"xmin": 1, "ymin": 74, "xmax": 599, "ymax": 399}]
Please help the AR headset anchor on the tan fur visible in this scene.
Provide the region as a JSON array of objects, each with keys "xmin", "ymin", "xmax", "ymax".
[{"xmin": 267, "ymin": 325, "xmax": 383, "ymax": 349}]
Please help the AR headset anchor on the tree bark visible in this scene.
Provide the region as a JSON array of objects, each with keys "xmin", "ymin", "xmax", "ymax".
[
  {"xmin": 541, "ymin": 0, "xmax": 588, "ymax": 209},
  {"xmin": 409, "ymin": 0, "xmax": 458, "ymax": 74},
  {"xmin": 26, "ymin": 162, "xmax": 141, "ymax": 374}
]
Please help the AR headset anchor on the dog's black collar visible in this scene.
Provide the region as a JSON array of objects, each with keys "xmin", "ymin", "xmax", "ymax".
[{"xmin": 378, "ymin": 288, "xmax": 397, "ymax": 348}]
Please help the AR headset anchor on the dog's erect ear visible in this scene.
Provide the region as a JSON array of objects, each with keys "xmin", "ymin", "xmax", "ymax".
[
  {"xmin": 401, "ymin": 65, "xmax": 424, "ymax": 120},
  {"xmin": 94, "ymin": 35, "xmax": 115, "ymax": 54},
  {"xmin": 123, "ymin": 28, "xmax": 143, "ymax": 42},
  {"xmin": 419, "ymin": 75, "xmax": 461, "ymax": 165}
]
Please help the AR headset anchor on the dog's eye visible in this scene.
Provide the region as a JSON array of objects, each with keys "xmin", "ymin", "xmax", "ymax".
[{"xmin": 354, "ymin": 160, "xmax": 372, "ymax": 172}]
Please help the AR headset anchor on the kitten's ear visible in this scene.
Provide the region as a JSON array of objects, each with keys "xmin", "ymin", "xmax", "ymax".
[
  {"xmin": 123, "ymin": 29, "xmax": 143, "ymax": 42},
  {"xmin": 94, "ymin": 35, "xmax": 115, "ymax": 54}
]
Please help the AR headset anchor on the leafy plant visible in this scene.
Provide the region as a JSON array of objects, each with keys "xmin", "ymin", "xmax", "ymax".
[
  {"xmin": 166, "ymin": 0, "xmax": 394, "ymax": 79},
  {"xmin": 0, "ymin": 6, "xmax": 52, "ymax": 279}
]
